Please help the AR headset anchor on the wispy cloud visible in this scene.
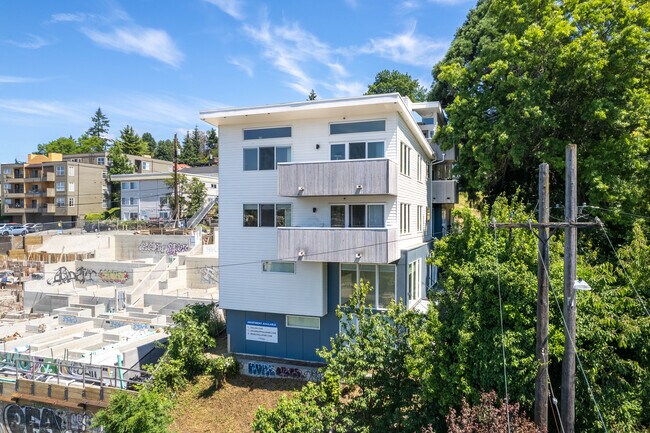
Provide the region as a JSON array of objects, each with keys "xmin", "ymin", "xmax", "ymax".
[
  {"xmin": 325, "ymin": 81, "xmax": 367, "ymax": 98},
  {"xmin": 6, "ymin": 34, "xmax": 49, "ymax": 49},
  {"xmin": 0, "ymin": 99, "xmax": 83, "ymax": 122},
  {"xmin": 81, "ymin": 26, "xmax": 183, "ymax": 68},
  {"xmin": 227, "ymin": 56, "xmax": 254, "ymax": 77},
  {"xmin": 204, "ymin": 0, "xmax": 245, "ymax": 20},
  {"xmin": 344, "ymin": 0, "xmax": 359, "ymax": 8},
  {"xmin": 51, "ymin": 12, "xmax": 90, "ymax": 23},
  {"xmin": 357, "ymin": 22, "xmax": 448, "ymax": 67},
  {"xmin": 0, "ymin": 75, "xmax": 45, "ymax": 84}
]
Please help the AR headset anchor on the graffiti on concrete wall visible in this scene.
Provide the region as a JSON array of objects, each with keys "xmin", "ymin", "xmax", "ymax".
[
  {"xmin": 200, "ymin": 266, "xmax": 217, "ymax": 285},
  {"xmin": 244, "ymin": 361, "xmax": 322, "ymax": 381},
  {"xmin": 138, "ymin": 241, "xmax": 189, "ymax": 256},
  {"xmin": 1, "ymin": 403, "xmax": 97, "ymax": 433},
  {"xmin": 47, "ymin": 267, "xmax": 97, "ymax": 286},
  {"xmin": 0, "ymin": 353, "xmax": 105, "ymax": 383},
  {"xmin": 98, "ymin": 269, "xmax": 129, "ymax": 284}
]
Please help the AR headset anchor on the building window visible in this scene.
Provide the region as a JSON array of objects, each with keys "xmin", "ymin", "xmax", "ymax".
[
  {"xmin": 159, "ymin": 211, "xmax": 169, "ymax": 219},
  {"xmin": 121, "ymin": 197, "xmax": 127, "ymax": 206},
  {"xmin": 55, "ymin": 166, "xmax": 65, "ymax": 176},
  {"xmin": 340, "ymin": 263, "xmax": 395, "ymax": 309},
  {"xmin": 68, "ymin": 166, "xmax": 75, "ymax": 177},
  {"xmin": 56, "ymin": 197, "xmax": 65, "ymax": 207},
  {"xmin": 55, "ymin": 182, "xmax": 65, "ymax": 192},
  {"xmin": 243, "ymin": 204, "xmax": 291, "ymax": 227},
  {"xmin": 408, "ymin": 259, "xmax": 422, "ymax": 304},
  {"xmin": 121, "ymin": 182, "xmax": 130, "ymax": 190},
  {"xmin": 400, "ymin": 203, "xmax": 411, "ymax": 234},
  {"xmin": 262, "ymin": 261, "xmax": 295, "ymax": 273},
  {"xmin": 97, "ymin": 157, "xmax": 105, "ymax": 165},
  {"xmin": 210, "ymin": 184, "xmax": 217, "ymax": 189},
  {"xmin": 330, "ymin": 141, "xmax": 384, "ymax": 161},
  {"xmin": 68, "ymin": 183, "xmax": 75, "ymax": 193},
  {"xmin": 68, "ymin": 197, "xmax": 75, "ymax": 207},
  {"xmin": 129, "ymin": 197, "xmax": 139, "ymax": 205},
  {"xmin": 331, "ymin": 204, "xmax": 384, "ymax": 228},
  {"xmin": 330, "ymin": 120, "xmax": 385, "ymax": 135},
  {"xmin": 417, "ymin": 155, "xmax": 423, "ymax": 181},
  {"xmin": 417, "ymin": 205, "xmax": 423, "ymax": 232},
  {"xmin": 102, "ymin": 171, "xmax": 108, "ymax": 179},
  {"xmin": 244, "ymin": 126, "xmax": 292, "ymax": 140},
  {"xmin": 400, "ymin": 142, "xmax": 411, "ymax": 176},
  {"xmin": 142, "ymin": 161, "xmax": 150, "ymax": 170},
  {"xmin": 130, "ymin": 182, "xmax": 138, "ymax": 190},
  {"xmin": 2, "ymin": 168, "xmax": 10, "ymax": 175},
  {"xmin": 286, "ymin": 315, "xmax": 320, "ymax": 330},
  {"xmin": 243, "ymin": 146, "xmax": 291, "ymax": 171},
  {"xmin": 159, "ymin": 195, "xmax": 170, "ymax": 206}
]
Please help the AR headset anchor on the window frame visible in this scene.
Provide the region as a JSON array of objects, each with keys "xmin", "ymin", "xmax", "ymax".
[
  {"xmin": 55, "ymin": 166, "xmax": 65, "ymax": 176},
  {"xmin": 68, "ymin": 197, "xmax": 75, "ymax": 207},
  {"xmin": 339, "ymin": 263, "xmax": 396, "ymax": 310},
  {"xmin": 243, "ymin": 146, "xmax": 292, "ymax": 171},
  {"xmin": 330, "ymin": 204, "xmax": 384, "ymax": 228},
  {"xmin": 243, "ymin": 204, "xmax": 291, "ymax": 227},
  {"xmin": 329, "ymin": 141, "xmax": 385, "ymax": 161},
  {"xmin": 243, "ymin": 126, "xmax": 292, "ymax": 140},
  {"xmin": 400, "ymin": 203, "xmax": 411, "ymax": 234},
  {"xmin": 286, "ymin": 315, "xmax": 320, "ymax": 330},
  {"xmin": 262, "ymin": 261, "xmax": 296, "ymax": 273},
  {"xmin": 329, "ymin": 119, "xmax": 386, "ymax": 135},
  {"xmin": 55, "ymin": 182, "xmax": 65, "ymax": 192},
  {"xmin": 400, "ymin": 142, "xmax": 411, "ymax": 176}
]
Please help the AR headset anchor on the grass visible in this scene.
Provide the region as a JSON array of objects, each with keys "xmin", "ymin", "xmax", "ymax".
[{"xmin": 171, "ymin": 374, "xmax": 305, "ymax": 433}]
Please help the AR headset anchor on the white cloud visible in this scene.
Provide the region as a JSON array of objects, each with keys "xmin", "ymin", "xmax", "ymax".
[
  {"xmin": 227, "ymin": 56, "xmax": 254, "ymax": 77},
  {"xmin": 0, "ymin": 75, "xmax": 44, "ymax": 84},
  {"xmin": 6, "ymin": 34, "xmax": 49, "ymax": 49},
  {"xmin": 81, "ymin": 26, "xmax": 183, "ymax": 68},
  {"xmin": 358, "ymin": 22, "xmax": 448, "ymax": 67},
  {"xmin": 344, "ymin": 0, "xmax": 359, "ymax": 8},
  {"xmin": 51, "ymin": 12, "xmax": 89, "ymax": 22},
  {"xmin": 0, "ymin": 99, "xmax": 83, "ymax": 122},
  {"xmin": 326, "ymin": 81, "xmax": 367, "ymax": 98},
  {"xmin": 204, "ymin": 0, "xmax": 245, "ymax": 20}
]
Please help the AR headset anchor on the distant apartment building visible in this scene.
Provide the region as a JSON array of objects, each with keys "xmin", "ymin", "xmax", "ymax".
[
  {"xmin": 200, "ymin": 93, "xmax": 458, "ymax": 362},
  {"xmin": 112, "ymin": 166, "xmax": 218, "ymax": 221},
  {"xmin": 1, "ymin": 152, "xmax": 176, "ymax": 224}
]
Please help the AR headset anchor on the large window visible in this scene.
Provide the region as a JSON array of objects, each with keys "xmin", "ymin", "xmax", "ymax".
[
  {"xmin": 243, "ymin": 146, "xmax": 291, "ymax": 170},
  {"xmin": 55, "ymin": 182, "xmax": 65, "ymax": 192},
  {"xmin": 68, "ymin": 182, "xmax": 75, "ymax": 193},
  {"xmin": 68, "ymin": 166, "xmax": 75, "ymax": 177},
  {"xmin": 55, "ymin": 166, "xmax": 65, "ymax": 176},
  {"xmin": 331, "ymin": 204, "xmax": 384, "ymax": 228},
  {"xmin": 262, "ymin": 261, "xmax": 295, "ymax": 273},
  {"xmin": 330, "ymin": 120, "xmax": 385, "ymax": 135},
  {"xmin": 340, "ymin": 264, "xmax": 395, "ymax": 309},
  {"xmin": 286, "ymin": 315, "xmax": 320, "ymax": 330},
  {"xmin": 400, "ymin": 203, "xmax": 411, "ymax": 234},
  {"xmin": 330, "ymin": 141, "xmax": 384, "ymax": 160},
  {"xmin": 97, "ymin": 157, "xmax": 105, "ymax": 165},
  {"xmin": 56, "ymin": 197, "xmax": 65, "ymax": 207},
  {"xmin": 244, "ymin": 126, "xmax": 292, "ymax": 140},
  {"xmin": 400, "ymin": 142, "xmax": 411, "ymax": 176},
  {"xmin": 408, "ymin": 259, "xmax": 422, "ymax": 304},
  {"xmin": 121, "ymin": 182, "xmax": 138, "ymax": 190},
  {"xmin": 243, "ymin": 204, "xmax": 291, "ymax": 227}
]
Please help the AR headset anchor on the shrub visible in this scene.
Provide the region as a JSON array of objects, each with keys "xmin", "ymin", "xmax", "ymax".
[{"xmin": 206, "ymin": 355, "xmax": 239, "ymax": 389}]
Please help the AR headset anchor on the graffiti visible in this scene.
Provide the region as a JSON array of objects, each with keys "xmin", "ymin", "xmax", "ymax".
[
  {"xmin": 61, "ymin": 315, "xmax": 78, "ymax": 325},
  {"xmin": 47, "ymin": 267, "xmax": 96, "ymax": 286},
  {"xmin": 98, "ymin": 269, "xmax": 129, "ymax": 284},
  {"xmin": 200, "ymin": 266, "xmax": 218, "ymax": 284},
  {"xmin": 1, "ymin": 404, "xmax": 98, "ymax": 433},
  {"xmin": 138, "ymin": 241, "xmax": 189, "ymax": 256},
  {"xmin": 245, "ymin": 362, "xmax": 322, "ymax": 381},
  {"xmin": 109, "ymin": 320, "xmax": 150, "ymax": 331},
  {"xmin": 4, "ymin": 404, "xmax": 65, "ymax": 433}
]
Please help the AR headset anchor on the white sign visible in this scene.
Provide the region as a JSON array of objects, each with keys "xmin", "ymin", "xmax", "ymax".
[{"xmin": 246, "ymin": 320, "xmax": 278, "ymax": 343}]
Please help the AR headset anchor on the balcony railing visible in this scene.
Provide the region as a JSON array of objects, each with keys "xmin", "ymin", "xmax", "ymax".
[
  {"xmin": 43, "ymin": 172, "xmax": 55, "ymax": 182},
  {"xmin": 431, "ymin": 179, "xmax": 459, "ymax": 204},
  {"xmin": 278, "ymin": 227, "xmax": 399, "ymax": 264},
  {"xmin": 278, "ymin": 159, "xmax": 398, "ymax": 197}
]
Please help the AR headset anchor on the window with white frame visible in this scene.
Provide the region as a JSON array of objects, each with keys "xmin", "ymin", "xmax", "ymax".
[
  {"xmin": 2, "ymin": 168, "xmax": 10, "ymax": 175},
  {"xmin": 55, "ymin": 166, "xmax": 65, "ymax": 176},
  {"xmin": 55, "ymin": 182, "xmax": 65, "ymax": 192},
  {"xmin": 286, "ymin": 315, "xmax": 320, "ymax": 330},
  {"xmin": 262, "ymin": 261, "xmax": 295, "ymax": 273},
  {"xmin": 243, "ymin": 204, "xmax": 291, "ymax": 227},
  {"xmin": 408, "ymin": 258, "xmax": 422, "ymax": 304},
  {"xmin": 121, "ymin": 182, "xmax": 130, "ymax": 190},
  {"xmin": 68, "ymin": 182, "xmax": 75, "ymax": 193},
  {"xmin": 142, "ymin": 161, "xmax": 150, "ymax": 170},
  {"xmin": 330, "ymin": 141, "xmax": 384, "ymax": 160},
  {"xmin": 68, "ymin": 166, "xmax": 75, "ymax": 177},
  {"xmin": 330, "ymin": 204, "xmax": 384, "ymax": 228},
  {"xmin": 417, "ymin": 155, "xmax": 423, "ymax": 181},
  {"xmin": 243, "ymin": 126, "xmax": 291, "ymax": 140},
  {"xmin": 329, "ymin": 120, "xmax": 386, "ymax": 135},
  {"xmin": 400, "ymin": 203, "xmax": 411, "ymax": 234},
  {"xmin": 400, "ymin": 142, "xmax": 410, "ymax": 176},
  {"xmin": 68, "ymin": 197, "xmax": 75, "ymax": 207},
  {"xmin": 243, "ymin": 146, "xmax": 291, "ymax": 171},
  {"xmin": 97, "ymin": 157, "xmax": 105, "ymax": 165},
  {"xmin": 210, "ymin": 184, "xmax": 217, "ymax": 189},
  {"xmin": 417, "ymin": 205, "xmax": 423, "ymax": 232},
  {"xmin": 340, "ymin": 264, "xmax": 396, "ymax": 309},
  {"xmin": 56, "ymin": 197, "xmax": 65, "ymax": 207}
]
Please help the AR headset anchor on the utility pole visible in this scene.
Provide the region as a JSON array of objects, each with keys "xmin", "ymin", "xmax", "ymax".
[
  {"xmin": 535, "ymin": 163, "xmax": 550, "ymax": 428},
  {"xmin": 561, "ymin": 144, "xmax": 578, "ymax": 433},
  {"xmin": 173, "ymin": 134, "xmax": 180, "ymax": 229},
  {"xmin": 489, "ymin": 145, "xmax": 600, "ymax": 433}
]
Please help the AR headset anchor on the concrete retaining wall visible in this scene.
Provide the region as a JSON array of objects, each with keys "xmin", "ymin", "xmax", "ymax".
[{"xmin": 114, "ymin": 234, "xmax": 193, "ymax": 261}]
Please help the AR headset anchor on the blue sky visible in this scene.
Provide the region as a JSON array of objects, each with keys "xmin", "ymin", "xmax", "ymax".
[{"xmin": 0, "ymin": 0, "xmax": 474, "ymax": 162}]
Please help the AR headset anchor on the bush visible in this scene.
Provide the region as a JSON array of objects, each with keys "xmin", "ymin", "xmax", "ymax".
[
  {"xmin": 92, "ymin": 388, "xmax": 174, "ymax": 433},
  {"xmin": 206, "ymin": 355, "xmax": 239, "ymax": 389}
]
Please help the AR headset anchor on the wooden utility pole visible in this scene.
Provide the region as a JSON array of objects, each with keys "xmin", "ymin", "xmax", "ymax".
[
  {"xmin": 173, "ymin": 134, "xmax": 180, "ymax": 229},
  {"xmin": 489, "ymin": 145, "xmax": 601, "ymax": 433},
  {"xmin": 535, "ymin": 163, "xmax": 550, "ymax": 428},
  {"xmin": 561, "ymin": 144, "xmax": 578, "ymax": 433}
]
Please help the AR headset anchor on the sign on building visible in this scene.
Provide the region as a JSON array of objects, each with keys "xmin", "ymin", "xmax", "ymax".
[{"xmin": 245, "ymin": 320, "xmax": 278, "ymax": 343}]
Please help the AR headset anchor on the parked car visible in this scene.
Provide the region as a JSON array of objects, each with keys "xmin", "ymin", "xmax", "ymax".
[
  {"xmin": 0, "ymin": 223, "xmax": 22, "ymax": 235},
  {"xmin": 8, "ymin": 225, "xmax": 27, "ymax": 236},
  {"xmin": 0, "ymin": 270, "xmax": 15, "ymax": 286},
  {"xmin": 24, "ymin": 223, "xmax": 43, "ymax": 233}
]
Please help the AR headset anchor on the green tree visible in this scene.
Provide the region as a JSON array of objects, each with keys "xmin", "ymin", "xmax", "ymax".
[
  {"xmin": 307, "ymin": 89, "xmax": 317, "ymax": 100},
  {"xmin": 92, "ymin": 389, "xmax": 173, "ymax": 433},
  {"xmin": 366, "ymin": 69, "xmax": 427, "ymax": 101},
  {"xmin": 108, "ymin": 141, "xmax": 134, "ymax": 208},
  {"xmin": 179, "ymin": 127, "xmax": 203, "ymax": 165},
  {"xmin": 186, "ymin": 177, "xmax": 207, "ymax": 217},
  {"xmin": 141, "ymin": 132, "xmax": 156, "ymax": 156},
  {"xmin": 153, "ymin": 139, "xmax": 174, "ymax": 161},
  {"xmin": 432, "ymin": 0, "xmax": 650, "ymax": 241},
  {"xmin": 36, "ymin": 136, "xmax": 78, "ymax": 155},
  {"xmin": 205, "ymin": 128, "xmax": 218, "ymax": 158},
  {"xmin": 116, "ymin": 125, "xmax": 147, "ymax": 156},
  {"xmin": 86, "ymin": 107, "xmax": 110, "ymax": 150},
  {"xmin": 77, "ymin": 134, "xmax": 106, "ymax": 153}
]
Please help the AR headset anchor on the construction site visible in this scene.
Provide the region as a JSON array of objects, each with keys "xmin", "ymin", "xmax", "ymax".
[{"xmin": 0, "ymin": 228, "xmax": 218, "ymax": 432}]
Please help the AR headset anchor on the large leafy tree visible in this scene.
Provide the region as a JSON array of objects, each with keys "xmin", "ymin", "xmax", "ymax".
[
  {"xmin": 154, "ymin": 139, "xmax": 175, "ymax": 161},
  {"xmin": 141, "ymin": 132, "xmax": 156, "ymax": 156},
  {"xmin": 432, "ymin": 0, "xmax": 650, "ymax": 241},
  {"xmin": 116, "ymin": 125, "xmax": 148, "ymax": 156},
  {"xmin": 366, "ymin": 69, "xmax": 428, "ymax": 101},
  {"xmin": 36, "ymin": 136, "xmax": 78, "ymax": 155}
]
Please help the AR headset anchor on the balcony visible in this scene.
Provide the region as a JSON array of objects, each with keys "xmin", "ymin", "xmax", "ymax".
[
  {"xmin": 24, "ymin": 206, "xmax": 40, "ymax": 213},
  {"xmin": 4, "ymin": 191, "xmax": 25, "ymax": 198},
  {"xmin": 46, "ymin": 188, "xmax": 55, "ymax": 197},
  {"xmin": 25, "ymin": 190, "xmax": 44, "ymax": 197},
  {"xmin": 43, "ymin": 172, "xmax": 55, "ymax": 182},
  {"xmin": 278, "ymin": 227, "xmax": 399, "ymax": 264},
  {"xmin": 278, "ymin": 159, "xmax": 398, "ymax": 197},
  {"xmin": 3, "ymin": 206, "xmax": 25, "ymax": 214},
  {"xmin": 3, "ymin": 175, "xmax": 24, "ymax": 183},
  {"xmin": 431, "ymin": 179, "xmax": 459, "ymax": 204},
  {"xmin": 44, "ymin": 203, "xmax": 55, "ymax": 213}
]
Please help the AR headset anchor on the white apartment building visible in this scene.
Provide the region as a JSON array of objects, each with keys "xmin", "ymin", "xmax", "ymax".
[
  {"xmin": 200, "ymin": 93, "xmax": 457, "ymax": 362},
  {"xmin": 112, "ymin": 167, "xmax": 218, "ymax": 221}
]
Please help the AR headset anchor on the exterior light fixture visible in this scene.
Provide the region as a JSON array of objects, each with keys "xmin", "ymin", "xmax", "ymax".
[
  {"xmin": 573, "ymin": 278, "xmax": 592, "ymax": 291},
  {"xmin": 355, "ymin": 252, "xmax": 362, "ymax": 259},
  {"xmin": 356, "ymin": 185, "xmax": 363, "ymax": 190},
  {"xmin": 298, "ymin": 186, "xmax": 304, "ymax": 192}
]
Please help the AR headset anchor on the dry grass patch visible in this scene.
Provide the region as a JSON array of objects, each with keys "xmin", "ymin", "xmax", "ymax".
[{"xmin": 171, "ymin": 374, "xmax": 305, "ymax": 433}]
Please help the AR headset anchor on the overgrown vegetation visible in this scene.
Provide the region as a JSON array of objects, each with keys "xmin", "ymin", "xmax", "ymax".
[{"xmin": 92, "ymin": 303, "xmax": 237, "ymax": 433}]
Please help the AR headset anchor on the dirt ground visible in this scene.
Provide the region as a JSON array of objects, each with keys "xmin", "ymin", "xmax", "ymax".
[{"xmin": 171, "ymin": 374, "xmax": 305, "ymax": 433}]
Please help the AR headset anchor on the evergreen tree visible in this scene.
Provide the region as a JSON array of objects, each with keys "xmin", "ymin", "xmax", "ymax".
[
  {"xmin": 86, "ymin": 107, "xmax": 110, "ymax": 150},
  {"xmin": 154, "ymin": 139, "xmax": 175, "ymax": 162},
  {"xmin": 307, "ymin": 89, "xmax": 317, "ymax": 100},
  {"xmin": 116, "ymin": 125, "xmax": 147, "ymax": 156},
  {"xmin": 77, "ymin": 134, "xmax": 106, "ymax": 153},
  {"xmin": 142, "ymin": 132, "xmax": 156, "ymax": 156},
  {"xmin": 205, "ymin": 128, "xmax": 219, "ymax": 158},
  {"xmin": 179, "ymin": 128, "xmax": 202, "ymax": 165}
]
